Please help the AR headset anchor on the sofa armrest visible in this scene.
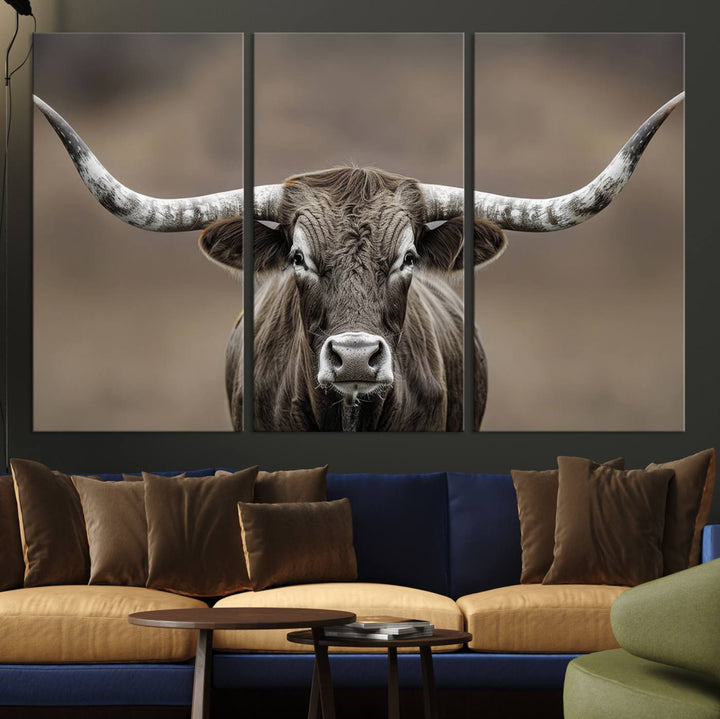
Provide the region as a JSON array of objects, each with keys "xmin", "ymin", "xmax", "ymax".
[
  {"xmin": 610, "ymin": 559, "xmax": 720, "ymax": 682},
  {"xmin": 702, "ymin": 524, "xmax": 720, "ymax": 562}
]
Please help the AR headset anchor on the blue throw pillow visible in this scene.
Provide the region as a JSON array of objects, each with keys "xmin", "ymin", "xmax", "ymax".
[
  {"xmin": 447, "ymin": 472, "xmax": 522, "ymax": 598},
  {"xmin": 327, "ymin": 472, "xmax": 449, "ymax": 596}
]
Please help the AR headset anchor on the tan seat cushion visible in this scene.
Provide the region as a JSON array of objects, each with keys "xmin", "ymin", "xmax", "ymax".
[
  {"xmin": 213, "ymin": 582, "xmax": 463, "ymax": 653},
  {"xmin": 457, "ymin": 584, "xmax": 628, "ymax": 653},
  {"xmin": 0, "ymin": 585, "xmax": 207, "ymax": 662}
]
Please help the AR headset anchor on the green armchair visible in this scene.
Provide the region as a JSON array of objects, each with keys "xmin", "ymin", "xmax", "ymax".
[{"xmin": 564, "ymin": 559, "xmax": 720, "ymax": 718}]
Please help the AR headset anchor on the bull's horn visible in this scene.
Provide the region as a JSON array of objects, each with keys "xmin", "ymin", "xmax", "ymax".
[
  {"xmin": 33, "ymin": 95, "xmax": 283, "ymax": 230},
  {"xmin": 420, "ymin": 91, "xmax": 684, "ymax": 231}
]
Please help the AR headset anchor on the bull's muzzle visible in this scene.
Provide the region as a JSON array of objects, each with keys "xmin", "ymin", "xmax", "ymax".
[{"xmin": 318, "ymin": 332, "xmax": 393, "ymax": 396}]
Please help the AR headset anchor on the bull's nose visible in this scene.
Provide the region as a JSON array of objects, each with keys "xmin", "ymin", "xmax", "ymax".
[{"xmin": 317, "ymin": 332, "xmax": 393, "ymax": 389}]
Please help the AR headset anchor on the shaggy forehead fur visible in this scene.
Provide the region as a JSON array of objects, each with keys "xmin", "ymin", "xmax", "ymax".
[{"xmin": 279, "ymin": 167, "xmax": 426, "ymax": 263}]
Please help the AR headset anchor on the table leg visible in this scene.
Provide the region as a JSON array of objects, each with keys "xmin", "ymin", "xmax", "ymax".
[
  {"xmin": 420, "ymin": 645, "xmax": 438, "ymax": 719},
  {"xmin": 387, "ymin": 646, "xmax": 400, "ymax": 719},
  {"xmin": 308, "ymin": 659, "xmax": 321, "ymax": 719},
  {"xmin": 312, "ymin": 627, "xmax": 336, "ymax": 719},
  {"xmin": 191, "ymin": 628, "xmax": 213, "ymax": 719}
]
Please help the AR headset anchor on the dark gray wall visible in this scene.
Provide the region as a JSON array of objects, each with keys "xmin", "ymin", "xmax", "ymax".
[{"xmin": 2, "ymin": 0, "xmax": 719, "ymax": 522}]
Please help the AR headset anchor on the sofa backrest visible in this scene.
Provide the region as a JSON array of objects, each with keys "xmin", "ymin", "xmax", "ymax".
[
  {"xmin": 97, "ymin": 468, "xmax": 216, "ymax": 481},
  {"xmin": 328, "ymin": 471, "xmax": 523, "ymax": 599},
  {"xmin": 94, "ymin": 468, "xmax": 524, "ymax": 599}
]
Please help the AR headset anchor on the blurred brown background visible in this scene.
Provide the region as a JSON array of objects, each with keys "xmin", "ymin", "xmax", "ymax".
[
  {"xmin": 474, "ymin": 34, "xmax": 683, "ymax": 430},
  {"xmin": 255, "ymin": 34, "xmax": 462, "ymax": 185},
  {"xmin": 34, "ymin": 34, "xmax": 243, "ymax": 430}
]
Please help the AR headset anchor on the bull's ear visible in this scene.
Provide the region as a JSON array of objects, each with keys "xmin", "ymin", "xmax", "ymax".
[
  {"xmin": 199, "ymin": 218, "xmax": 288, "ymax": 276},
  {"xmin": 417, "ymin": 216, "xmax": 507, "ymax": 272}
]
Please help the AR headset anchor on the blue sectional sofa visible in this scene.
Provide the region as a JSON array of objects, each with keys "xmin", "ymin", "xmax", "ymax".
[{"xmin": 0, "ymin": 469, "xmax": 717, "ymax": 708}]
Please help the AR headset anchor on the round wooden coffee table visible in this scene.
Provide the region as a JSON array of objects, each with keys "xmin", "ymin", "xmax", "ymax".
[
  {"xmin": 129, "ymin": 607, "xmax": 356, "ymax": 719},
  {"xmin": 288, "ymin": 627, "xmax": 472, "ymax": 719}
]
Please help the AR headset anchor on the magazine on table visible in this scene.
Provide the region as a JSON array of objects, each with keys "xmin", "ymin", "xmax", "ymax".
[{"xmin": 324, "ymin": 616, "xmax": 434, "ymax": 640}]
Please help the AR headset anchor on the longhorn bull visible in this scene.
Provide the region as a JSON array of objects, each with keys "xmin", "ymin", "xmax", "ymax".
[{"xmin": 33, "ymin": 92, "xmax": 684, "ymax": 431}]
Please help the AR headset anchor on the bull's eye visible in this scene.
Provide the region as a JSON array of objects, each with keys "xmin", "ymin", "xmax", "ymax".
[
  {"xmin": 292, "ymin": 250, "xmax": 305, "ymax": 268},
  {"xmin": 403, "ymin": 251, "xmax": 416, "ymax": 269}
]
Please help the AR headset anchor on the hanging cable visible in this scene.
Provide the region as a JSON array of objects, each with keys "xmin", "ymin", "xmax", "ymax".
[{"xmin": 1, "ymin": 7, "xmax": 36, "ymax": 471}]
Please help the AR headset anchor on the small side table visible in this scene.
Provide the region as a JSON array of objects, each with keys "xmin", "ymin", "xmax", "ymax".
[
  {"xmin": 129, "ymin": 607, "xmax": 356, "ymax": 719},
  {"xmin": 288, "ymin": 627, "xmax": 472, "ymax": 719}
]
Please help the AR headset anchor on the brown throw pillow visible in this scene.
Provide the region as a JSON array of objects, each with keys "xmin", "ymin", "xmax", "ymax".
[
  {"xmin": 72, "ymin": 476, "xmax": 148, "ymax": 586},
  {"xmin": 512, "ymin": 457, "xmax": 625, "ymax": 583},
  {"xmin": 254, "ymin": 466, "xmax": 328, "ymax": 503},
  {"xmin": 544, "ymin": 456, "xmax": 673, "ymax": 586},
  {"xmin": 238, "ymin": 499, "xmax": 357, "ymax": 591},
  {"xmin": 122, "ymin": 472, "xmax": 187, "ymax": 481},
  {"xmin": 10, "ymin": 458, "xmax": 90, "ymax": 587},
  {"xmin": 216, "ymin": 466, "xmax": 328, "ymax": 503},
  {"xmin": 0, "ymin": 475, "xmax": 25, "ymax": 590},
  {"xmin": 647, "ymin": 448, "xmax": 716, "ymax": 573},
  {"xmin": 145, "ymin": 467, "xmax": 258, "ymax": 597}
]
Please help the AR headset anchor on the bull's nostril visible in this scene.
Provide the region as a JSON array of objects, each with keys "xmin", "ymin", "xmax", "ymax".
[
  {"xmin": 368, "ymin": 345, "xmax": 383, "ymax": 370},
  {"xmin": 327, "ymin": 342, "xmax": 343, "ymax": 370}
]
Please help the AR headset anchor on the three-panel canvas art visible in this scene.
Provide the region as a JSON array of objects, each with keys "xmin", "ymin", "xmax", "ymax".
[{"xmin": 33, "ymin": 33, "xmax": 684, "ymax": 432}]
